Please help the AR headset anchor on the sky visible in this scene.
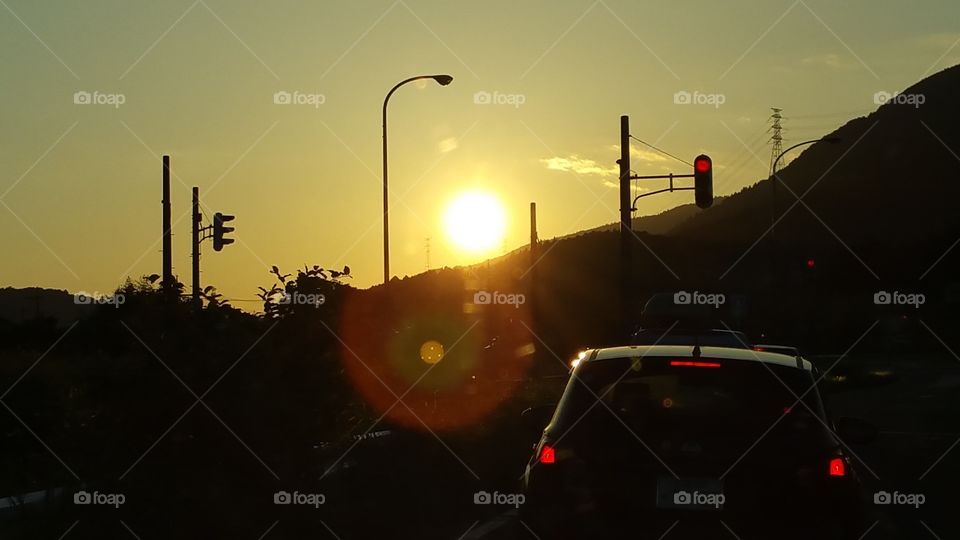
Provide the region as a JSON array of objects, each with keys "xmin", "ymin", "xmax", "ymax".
[{"xmin": 1, "ymin": 0, "xmax": 958, "ymax": 306}]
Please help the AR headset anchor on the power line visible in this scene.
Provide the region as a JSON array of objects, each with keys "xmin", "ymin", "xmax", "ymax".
[
  {"xmin": 788, "ymin": 107, "xmax": 873, "ymax": 120},
  {"xmin": 629, "ymin": 135, "xmax": 693, "ymax": 167}
]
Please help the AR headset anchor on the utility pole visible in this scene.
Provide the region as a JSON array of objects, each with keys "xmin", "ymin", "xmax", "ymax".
[
  {"xmin": 768, "ymin": 108, "xmax": 783, "ymax": 231},
  {"xmin": 618, "ymin": 115, "xmax": 632, "ymax": 333},
  {"xmin": 425, "ymin": 237, "xmax": 431, "ymax": 271},
  {"xmin": 192, "ymin": 187, "xmax": 201, "ymax": 310},
  {"xmin": 529, "ymin": 202, "xmax": 539, "ymax": 345},
  {"xmin": 161, "ymin": 155, "xmax": 174, "ymax": 302},
  {"xmin": 615, "ymin": 115, "xmax": 714, "ymax": 338},
  {"xmin": 768, "ymin": 108, "xmax": 784, "ymax": 287},
  {"xmin": 529, "ymin": 202, "xmax": 538, "ymax": 268}
]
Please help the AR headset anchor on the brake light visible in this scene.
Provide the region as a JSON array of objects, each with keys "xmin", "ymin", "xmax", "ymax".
[
  {"xmin": 670, "ymin": 360, "xmax": 722, "ymax": 368},
  {"xmin": 829, "ymin": 457, "xmax": 846, "ymax": 477},
  {"xmin": 753, "ymin": 346, "xmax": 765, "ymax": 352},
  {"xmin": 539, "ymin": 444, "xmax": 556, "ymax": 464}
]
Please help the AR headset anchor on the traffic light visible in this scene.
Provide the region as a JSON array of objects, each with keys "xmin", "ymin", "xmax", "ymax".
[
  {"xmin": 694, "ymin": 154, "xmax": 713, "ymax": 209},
  {"xmin": 213, "ymin": 212, "xmax": 235, "ymax": 251}
]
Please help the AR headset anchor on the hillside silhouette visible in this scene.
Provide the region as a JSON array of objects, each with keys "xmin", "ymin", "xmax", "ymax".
[
  {"xmin": 677, "ymin": 65, "xmax": 960, "ymax": 261},
  {"xmin": 569, "ymin": 201, "xmax": 716, "ymax": 237}
]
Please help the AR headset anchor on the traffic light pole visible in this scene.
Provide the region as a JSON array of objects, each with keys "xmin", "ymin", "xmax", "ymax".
[
  {"xmin": 616, "ymin": 115, "xmax": 713, "ymax": 336},
  {"xmin": 618, "ymin": 115, "xmax": 632, "ymax": 335},
  {"xmin": 162, "ymin": 155, "xmax": 174, "ymax": 303},
  {"xmin": 192, "ymin": 187, "xmax": 201, "ymax": 310},
  {"xmin": 629, "ymin": 173, "xmax": 695, "ymax": 210}
]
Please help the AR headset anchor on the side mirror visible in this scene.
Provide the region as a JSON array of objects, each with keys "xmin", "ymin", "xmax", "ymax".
[
  {"xmin": 836, "ymin": 417, "xmax": 878, "ymax": 445},
  {"xmin": 521, "ymin": 404, "xmax": 555, "ymax": 434}
]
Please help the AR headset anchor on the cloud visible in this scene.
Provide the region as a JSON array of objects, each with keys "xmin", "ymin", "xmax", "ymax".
[
  {"xmin": 438, "ymin": 137, "xmax": 458, "ymax": 153},
  {"xmin": 542, "ymin": 146, "xmax": 676, "ymax": 187},
  {"xmin": 910, "ymin": 32, "xmax": 960, "ymax": 50},
  {"xmin": 631, "ymin": 147, "xmax": 669, "ymax": 163},
  {"xmin": 541, "ymin": 155, "xmax": 618, "ymax": 177},
  {"xmin": 800, "ymin": 53, "xmax": 857, "ymax": 70},
  {"xmin": 609, "ymin": 145, "xmax": 670, "ymax": 164}
]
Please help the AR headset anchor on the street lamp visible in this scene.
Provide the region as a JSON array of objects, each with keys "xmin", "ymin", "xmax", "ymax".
[
  {"xmin": 382, "ymin": 74, "xmax": 454, "ymax": 285},
  {"xmin": 770, "ymin": 136, "xmax": 841, "ymax": 233},
  {"xmin": 767, "ymin": 136, "xmax": 841, "ymax": 288}
]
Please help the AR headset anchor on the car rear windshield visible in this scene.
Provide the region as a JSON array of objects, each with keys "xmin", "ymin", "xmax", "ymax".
[
  {"xmin": 631, "ymin": 330, "xmax": 752, "ymax": 348},
  {"xmin": 550, "ymin": 356, "xmax": 833, "ymax": 452}
]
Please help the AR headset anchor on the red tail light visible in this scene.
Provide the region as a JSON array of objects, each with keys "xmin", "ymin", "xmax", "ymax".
[
  {"xmin": 829, "ymin": 457, "xmax": 846, "ymax": 477},
  {"xmin": 539, "ymin": 444, "xmax": 556, "ymax": 464},
  {"xmin": 670, "ymin": 360, "xmax": 722, "ymax": 368}
]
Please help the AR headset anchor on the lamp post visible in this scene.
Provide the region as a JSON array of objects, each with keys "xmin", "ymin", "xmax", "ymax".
[
  {"xmin": 768, "ymin": 136, "xmax": 840, "ymax": 288},
  {"xmin": 382, "ymin": 74, "xmax": 453, "ymax": 284},
  {"xmin": 770, "ymin": 137, "xmax": 841, "ymax": 234}
]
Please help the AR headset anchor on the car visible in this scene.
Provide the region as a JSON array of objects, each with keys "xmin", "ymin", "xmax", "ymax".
[{"xmin": 520, "ymin": 345, "xmax": 875, "ymax": 540}]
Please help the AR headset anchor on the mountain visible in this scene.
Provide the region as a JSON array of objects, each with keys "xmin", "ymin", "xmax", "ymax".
[
  {"xmin": 573, "ymin": 200, "xmax": 722, "ymax": 237},
  {"xmin": 0, "ymin": 287, "xmax": 91, "ymax": 326},
  {"xmin": 672, "ymin": 64, "xmax": 960, "ymax": 279}
]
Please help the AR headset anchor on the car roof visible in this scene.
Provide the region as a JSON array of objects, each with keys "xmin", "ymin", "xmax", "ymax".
[{"xmin": 586, "ymin": 345, "xmax": 812, "ymax": 371}]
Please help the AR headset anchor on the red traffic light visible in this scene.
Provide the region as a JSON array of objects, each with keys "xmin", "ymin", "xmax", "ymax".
[
  {"xmin": 695, "ymin": 156, "xmax": 711, "ymax": 173},
  {"xmin": 693, "ymin": 154, "xmax": 713, "ymax": 209}
]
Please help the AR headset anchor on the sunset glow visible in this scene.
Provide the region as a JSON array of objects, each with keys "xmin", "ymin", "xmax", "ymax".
[{"xmin": 443, "ymin": 191, "xmax": 506, "ymax": 254}]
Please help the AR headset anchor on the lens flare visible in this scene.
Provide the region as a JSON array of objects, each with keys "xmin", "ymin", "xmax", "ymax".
[{"xmin": 419, "ymin": 340, "xmax": 444, "ymax": 364}]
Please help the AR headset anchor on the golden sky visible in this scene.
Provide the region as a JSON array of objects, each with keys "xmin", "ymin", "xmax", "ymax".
[{"xmin": 1, "ymin": 0, "xmax": 958, "ymax": 305}]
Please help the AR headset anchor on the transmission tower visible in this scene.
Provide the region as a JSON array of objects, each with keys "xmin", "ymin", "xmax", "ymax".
[
  {"xmin": 425, "ymin": 237, "xmax": 431, "ymax": 271},
  {"xmin": 768, "ymin": 108, "xmax": 784, "ymax": 175},
  {"xmin": 768, "ymin": 108, "xmax": 783, "ymax": 175}
]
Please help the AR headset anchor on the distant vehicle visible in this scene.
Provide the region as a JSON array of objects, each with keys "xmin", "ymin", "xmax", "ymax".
[
  {"xmin": 520, "ymin": 345, "xmax": 875, "ymax": 539},
  {"xmin": 630, "ymin": 292, "xmax": 754, "ymax": 348},
  {"xmin": 636, "ymin": 292, "xmax": 749, "ymax": 328}
]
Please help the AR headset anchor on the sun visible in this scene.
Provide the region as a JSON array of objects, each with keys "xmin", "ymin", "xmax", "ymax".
[{"xmin": 443, "ymin": 191, "xmax": 507, "ymax": 254}]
